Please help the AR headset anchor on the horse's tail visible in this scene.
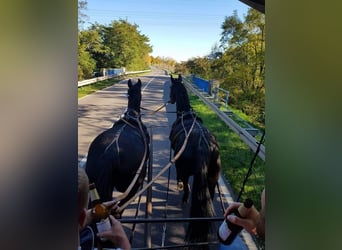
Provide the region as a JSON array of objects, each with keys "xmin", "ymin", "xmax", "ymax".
[{"xmin": 185, "ymin": 151, "xmax": 215, "ymax": 246}]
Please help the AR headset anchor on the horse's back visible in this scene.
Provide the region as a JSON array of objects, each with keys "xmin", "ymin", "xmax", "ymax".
[{"xmin": 88, "ymin": 123, "xmax": 147, "ymax": 166}]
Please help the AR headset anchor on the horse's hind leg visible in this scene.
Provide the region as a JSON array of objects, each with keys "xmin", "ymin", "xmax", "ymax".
[
  {"xmin": 182, "ymin": 178, "xmax": 191, "ymax": 204},
  {"xmin": 208, "ymin": 153, "xmax": 221, "ymax": 200},
  {"xmin": 175, "ymin": 161, "xmax": 190, "ymax": 203},
  {"xmin": 175, "ymin": 166, "xmax": 184, "ymax": 190}
]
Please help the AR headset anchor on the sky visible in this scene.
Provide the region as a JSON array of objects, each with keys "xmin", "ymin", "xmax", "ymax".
[{"xmin": 81, "ymin": 0, "xmax": 250, "ymax": 62}]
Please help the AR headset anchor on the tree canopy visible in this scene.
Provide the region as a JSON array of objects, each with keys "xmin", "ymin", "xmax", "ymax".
[
  {"xmin": 175, "ymin": 8, "xmax": 265, "ymax": 127},
  {"xmin": 78, "ymin": 19, "xmax": 152, "ymax": 80}
]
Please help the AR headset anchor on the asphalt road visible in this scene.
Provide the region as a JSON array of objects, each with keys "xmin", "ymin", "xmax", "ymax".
[{"xmin": 78, "ymin": 68, "xmax": 257, "ymax": 249}]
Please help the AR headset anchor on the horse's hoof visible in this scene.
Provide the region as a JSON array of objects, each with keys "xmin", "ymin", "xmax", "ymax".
[{"xmin": 177, "ymin": 181, "xmax": 184, "ymax": 190}]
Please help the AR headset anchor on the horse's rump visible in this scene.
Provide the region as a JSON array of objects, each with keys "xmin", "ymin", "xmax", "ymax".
[
  {"xmin": 170, "ymin": 116, "xmax": 210, "ymax": 153},
  {"xmin": 86, "ymin": 118, "xmax": 149, "ymax": 202}
]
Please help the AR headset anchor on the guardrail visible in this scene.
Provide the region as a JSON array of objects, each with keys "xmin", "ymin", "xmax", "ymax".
[
  {"xmin": 183, "ymin": 77, "xmax": 265, "ymax": 161},
  {"xmin": 78, "ymin": 74, "xmax": 119, "ymax": 88},
  {"xmin": 78, "ymin": 69, "xmax": 151, "ymax": 88},
  {"xmin": 213, "ymin": 87, "xmax": 230, "ymax": 107},
  {"xmin": 192, "ymin": 76, "xmax": 210, "ymax": 93}
]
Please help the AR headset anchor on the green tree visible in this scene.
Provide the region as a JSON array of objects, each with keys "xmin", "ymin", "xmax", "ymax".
[
  {"xmin": 104, "ymin": 20, "xmax": 152, "ymax": 70},
  {"xmin": 85, "ymin": 24, "xmax": 112, "ymax": 69},
  {"xmin": 220, "ymin": 10, "xmax": 248, "ymax": 49},
  {"xmin": 78, "ymin": 34, "xmax": 96, "ymax": 80},
  {"xmin": 176, "ymin": 8, "xmax": 265, "ymax": 126},
  {"xmin": 184, "ymin": 57, "xmax": 211, "ymax": 79},
  {"xmin": 151, "ymin": 56, "xmax": 177, "ymax": 72},
  {"xmin": 219, "ymin": 8, "xmax": 265, "ymax": 125},
  {"xmin": 78, "ymin": 19, "xmax": 152, "ymax": 79}
]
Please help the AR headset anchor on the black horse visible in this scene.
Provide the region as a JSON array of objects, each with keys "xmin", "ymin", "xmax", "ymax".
[
  {"xmin": 85, "ymin": 79, "xmax": 150, "ymax": 211},
  {"xmin": 169, "ymin": 74, "xmax": 221, "ymax": 247}
]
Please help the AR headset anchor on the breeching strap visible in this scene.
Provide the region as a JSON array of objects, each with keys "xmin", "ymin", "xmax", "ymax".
[{"xmin": 115, "ymin": 117, "xmax": 149, "ymax": 203}]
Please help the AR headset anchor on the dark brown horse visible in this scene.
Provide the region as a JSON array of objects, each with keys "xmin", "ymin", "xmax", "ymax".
[
  {"xmin": 169, "ymin": 74, "xmax": 221, "ymax": 247},
  {"xmin": 85, "ymin": 79, "xmax": 150, "ymax": 210}
]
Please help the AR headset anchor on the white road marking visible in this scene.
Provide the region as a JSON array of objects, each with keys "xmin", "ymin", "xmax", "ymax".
[{"xmin": 142, "ymin": 78, "xmax": 154, "ymax": 94}]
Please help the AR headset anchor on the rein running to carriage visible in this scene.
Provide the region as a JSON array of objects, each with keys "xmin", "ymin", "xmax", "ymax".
[
  {"xmin": 140, "ymin": 101, "xmax": 170, "ymax": 115},
  {"xmin": 114, "ymin": 95, "xmax": 216, "ymax": 213},
  {"xmin": 116, "ymin": 109, "xmax": 197, "ymax": 213},
  {"xmin": 86, "ymin": 78, "xmax": 152, "ymax": 211},
  {"xmin": 112, "ymin": 102, "xmax": 170, "ymax": 206},
  {"xmin": 113, "ymin": 109, "xmax": 149, "ymax": 204},
  {"xmin": 106, "ymin": 91, "xmax": 195, "ymax": 211},
  {"xmin": 170, "ymin": 110, "xmax": 210, "ymax": 147}
]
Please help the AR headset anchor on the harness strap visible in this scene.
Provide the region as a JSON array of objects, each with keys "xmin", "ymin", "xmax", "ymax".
[
  {"xmin": 170, "ymin": 112, "xmax": 210, "ymax": 150},
  {"xmin": 115, "ymin": 116, "xmax": 149, "ymax": 204},
  {"xmin": 103, "ymin": 124, "xmax": 126, "ymax": 155},
  {"xmin": 117, "ymin": 116, "xmax": 197, "ymax": 213},
  {"xmin": 141, "ymin": 102, "xmax": 169, "ymax": 115}
]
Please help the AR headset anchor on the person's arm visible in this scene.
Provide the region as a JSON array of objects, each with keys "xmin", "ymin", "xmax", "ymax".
[{"xmin": 96, "ymin": 215, "xmax": 131, "ymax": 250}]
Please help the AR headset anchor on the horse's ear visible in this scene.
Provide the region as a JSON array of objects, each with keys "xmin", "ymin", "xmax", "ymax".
[
  {"xmin": 137, "ymin": 79, "xmax": 142, "ymax": 88},
  {"xmin": 128, "ymin": 79, "xmax": 132, "ymax": 88}
]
